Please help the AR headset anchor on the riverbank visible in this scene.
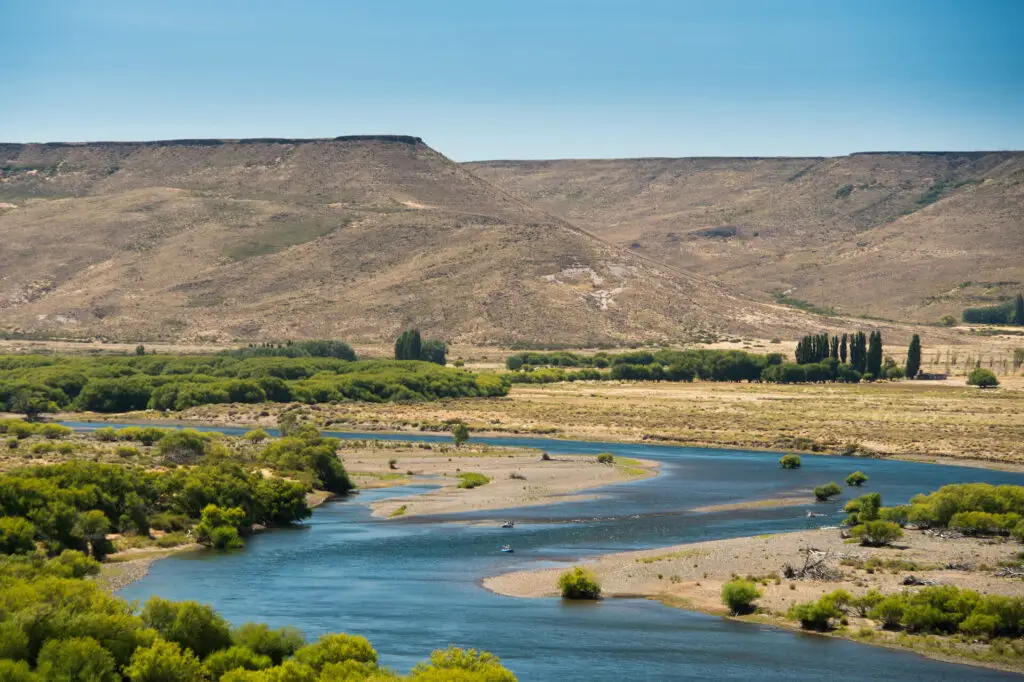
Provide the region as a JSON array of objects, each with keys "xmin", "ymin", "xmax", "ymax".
[
  {"xmin": 484, "ymin": 527, "xmax": 1024, "ymax": 673},
  {"xmin": 363, "ymin": 449, "xmax": 658, "ymax": 518},
  {"xmin": 75, "ymin": 374, "xmax": 1024, "ymax": 468}
]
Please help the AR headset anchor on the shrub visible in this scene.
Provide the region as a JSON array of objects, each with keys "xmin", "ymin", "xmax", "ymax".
[
  {"xmin": 204, "ymin": 645, "xmax": 273, "ymax": 678},
  {"xmin": 0, "ymin": 516, "xmax": 36, "ymax": 554},
  {"xmin": 871, "ymin": 596, "xmax": 907, "ymax": 629},
  {"xmin": 939, "ymin": 314, "xmax": 957, "ymax": 327},
  {"xmin": 39, "ymin": 423, "xmax": 72, "ymax": 439},
  {"xmin": 155, "ymin": 532, "xmax": 190, "ymax": 548},
  {"xmin": 125, "ymin": 639, "xmax": 206, "ymax": 682},
  {"xmin": 879, "ymin": 505, "xmax": 910, "ymax": 526},
  {"xmin": 558, "ymin": 566, "xmax": 601, "ymax": 599},
  {"xmin": 789, "ymin": 590, "xmax": 849, "ymax": 631},
  {"xmin": 244, "ymin": 428, "xmax": 269, "ymax": 445},
  {"xmin": 884, "ymin": 366, "xmax": 904, "ymax": 380},
  {"xmin": 231, "ymin": 623, "xmax": 306, "ymax": 665},
  {"xmin": 851, "ymin": 589, "xmax": 885, "ymax": 617},
  {"xmin": 294, "ymin": 633, "xmax": 377, "ymax": 671},
  {"xmin": 596, "ymin": 453, "xmax": 614, "ymax": 464},
  {"xmin": 116, "ymin": 445, "xmax": 140, "ymax": 458},
  {"xmin": 456, "ymin": 473, "xmax": 490, "ymax": 489},
  {"xmin": 721, "ymin": 579, "xmax": 761, "ymax": 615},
  {"xmin": 156, "ymin": 429, "xmax": 208, "ymax": 462},
  {"xmin": 814, "ymin": 482, "xmax": 842, "ymax": 501},
  {"xmin": 851, "ymin": 520, "xmax": 903, "ymax": 546},
  {"xmin": 779, "ymin": 454, "xmax": 801, "ymax": 469},
  {"xmin": 845, "ymin": 471, "xmax": 868, "ymax": 487},
  {"xmin": 140, "ymin": 598, "xmax": 233, "ymax": 659},
  {"xmin": 451, "ymin": 422, "xmax": 470, "ymax": 447},
  {"xmin": 967, "ymin": 367, "xmax": 999, "ymax": 388},
  {"xmin": 37, "ymin": 636, "xmax": 119, "ymax": 682}
]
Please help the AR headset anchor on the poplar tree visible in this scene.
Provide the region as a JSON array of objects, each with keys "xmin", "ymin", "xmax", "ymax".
[
  {"xmin": 830, "ymin": 335, "xmax": 839, "ymax": 360},
  {"xmin": 905, "ymin": 334, "xmax": 922, "ymax": 379},
  {"xmin": 840, "ymin": 334, "xmax": 848, "ymax": 364},
  {"xmin": 867, "ymin": 331, "xmax": 883, "ymax": 377},
  {"xmin": 394, "ymin": 329, "xmax": 423, "ymax": 361},
  {"xmin": 1015, "ymin": 293, "xmax": 1024, "ymax": 325}
]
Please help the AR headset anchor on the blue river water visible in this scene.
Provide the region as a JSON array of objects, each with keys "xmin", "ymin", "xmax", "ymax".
[{"xmin": 64, "ymin": 422, "xmax": 1024, "ymax": 680}]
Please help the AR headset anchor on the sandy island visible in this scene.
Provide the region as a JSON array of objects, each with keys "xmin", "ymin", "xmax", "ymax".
[
  {"xmin": 342, "ymin": 443, "xmax": 658, "ymax": 518},
  {"xmin": 484, "ymin": 527, "xmax": 1024, "ymax": 672}
]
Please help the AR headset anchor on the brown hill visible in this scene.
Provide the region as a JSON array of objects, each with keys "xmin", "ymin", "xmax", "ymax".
[
  {"xmin": 0, "ymin": 137, "xmax": 833, "ymax": 344},
  {"xmin": 466, "ymin": 152, "xmax": 1024, "ymax": 322}
]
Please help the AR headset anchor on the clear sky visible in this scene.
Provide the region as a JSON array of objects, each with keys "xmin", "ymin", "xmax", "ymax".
[{"xmin": 3, "ymin": 0, "xmax": 1023, "ymax": 160}]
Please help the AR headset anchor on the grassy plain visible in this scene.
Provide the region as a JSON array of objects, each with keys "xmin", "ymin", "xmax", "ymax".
[{"xmin": 166, "ymin": 375, "xmax": 1024, "ymax": 467}]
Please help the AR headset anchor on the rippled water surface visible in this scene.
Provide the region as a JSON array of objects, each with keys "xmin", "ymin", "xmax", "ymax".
[{"xmin": 67, "ymin": 423, "xmax": 1022, "ymax": 680}]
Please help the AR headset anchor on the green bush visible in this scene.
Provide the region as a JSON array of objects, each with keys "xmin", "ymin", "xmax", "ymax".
[
  {"xmin": 905, "ymin": 483, "xmax": 1024, "ymax": 531},
  {"xmin": 156, "ymin": 429, "xmax": 209, "ymax": 462},
  {"xmin": 814, "ymin": 482, "xmax": 842, "ymax": 501},
  {"xmin": 871, "ymin": 596, "xmax": 907, "ymax": 629},
  {"xmin": 844, "ymin": 492, "xmax": 881, "ymax": 525},
  {"xmin": 558, "ymin": 566, "xmax": 601, "ymax": 599},
  {"xmin": 721, "ymin": 579, "xmax": 761, "ymax": 615},
  {"xmin": 845, "ymin": 471, "xmax": 868, "ymax": 487},
  {"xmin": 789, "ymin": 590, "xmax": 850, "ymax": 631},
  {"xmin": 451, "ymin": 422, "xmax": 470, "ymax": 447},
  {"xmin": 0, "ymin": 548, "xmax": 516, "ymax": 680},
  {"xmin": 231, "ymin": 623, "xmax": 305, "ymax": 666},
  {"xmin": 155, "ymin": 532, "xmax": 190, "ymax": 548},
  {"xmin": 456, "ymin": 473, "xmax": 490, "ymax": 489},
  {"xmin": 116, "ymin": 445, "xmax": 140, "ymax": 458},
  {"xmin": 779, "ymin": 454, "xmax": 801, "ymax": 469},
  {"xmin": 850, "ymin": 520, "xmax": 903, "ymax": 546},
  {"xmin": 204, "ymin": 645, "xmax": 272, "ymax": 678},
  {"xmin": 596, "ymin": 453, "xmax": 614, "ymax": 464},
  {"xmin": 967, "ymin": 367, "xmax": 999, "ymax": 388},
  {"xmin": 39, "ymin": 423, "xmax": 72, "ymax": 439}
]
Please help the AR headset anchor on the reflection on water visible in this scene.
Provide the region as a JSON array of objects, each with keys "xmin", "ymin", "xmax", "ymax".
[{"xmin": 73, "ymin": 423, "xmax": 1021, "ymax": 680}]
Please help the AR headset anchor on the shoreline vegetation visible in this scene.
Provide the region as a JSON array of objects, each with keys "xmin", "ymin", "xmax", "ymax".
[
  {"xmin": 483, "ymin": 527, "xmax": 1024, "ymax": 674},
  {"xmin": 485, "ymin": 478, "xmax": 1024, "ymax": 674}
]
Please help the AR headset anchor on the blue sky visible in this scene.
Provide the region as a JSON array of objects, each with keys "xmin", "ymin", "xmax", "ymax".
[{"xmin": 3, "ymin": 0, "xmax": 1022, "ymax": 159}]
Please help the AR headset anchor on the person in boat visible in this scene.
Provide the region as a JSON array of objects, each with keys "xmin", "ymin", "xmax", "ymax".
[{"xmin": 501, "ymin": 520, "xmax": 514, "ymax": 528}]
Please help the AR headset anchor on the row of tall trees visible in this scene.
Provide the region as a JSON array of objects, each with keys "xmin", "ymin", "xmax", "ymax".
[
  {"xmin": 795, "ymin": 331, "xmax": 884, "ymax": 377},
  {"xmin": 394, "ymin": 329, "xmax": 448, "ymax": 365}
]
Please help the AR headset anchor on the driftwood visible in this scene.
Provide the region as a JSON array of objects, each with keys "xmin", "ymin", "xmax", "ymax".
[
  {"xmin": 783, "ymin": 548, "xmax": 843, "ymax": 581},
  {"xmin": 902, "ymin": 575, "xmax": 937, "ymax": 586}
]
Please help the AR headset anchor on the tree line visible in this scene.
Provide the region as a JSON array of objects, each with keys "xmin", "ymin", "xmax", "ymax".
[
  {"xmin": 0, "ymin": 422, "xmax": 358, "ymax": 558},
  {"xmin": 0, "ymin": 355, "xmax": 508, "ymax": 417},
  {"xmin": 0, "ymin": 552, "xmax": 516, "ymax": 680},
  {"xmin": 962, "ymin": 293, "xmax": 1024, "ymax": 325}
]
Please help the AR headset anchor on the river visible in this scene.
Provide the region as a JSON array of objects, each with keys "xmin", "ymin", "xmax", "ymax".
[{"xmin": 64, "ymin": 421, "xmax": 1024, "ymax": 680}]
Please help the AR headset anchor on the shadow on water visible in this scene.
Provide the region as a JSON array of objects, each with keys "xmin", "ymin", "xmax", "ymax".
[{"xmin": 65, "ymin": 421, "xmax": 1023, "ymax": 680}]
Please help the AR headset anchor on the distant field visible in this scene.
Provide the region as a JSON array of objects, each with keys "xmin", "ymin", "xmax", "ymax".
[{"xmin": 161, "ymin": 375, "xmax": 1024, "ymax": 467}]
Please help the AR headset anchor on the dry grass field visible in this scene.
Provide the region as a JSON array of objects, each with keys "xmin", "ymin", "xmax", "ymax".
[{"xmin": 164, "ymin": 374, "xmax": 1024, "ymax": 467}]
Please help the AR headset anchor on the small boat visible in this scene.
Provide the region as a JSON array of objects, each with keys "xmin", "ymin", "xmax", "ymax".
[
  {"xmin": 501, "ymin": 521, "xmax": 514, "ymax": 529},
  {"xmin": 500, "ymin": 545, "xmax": 514, "ymax": 553},
  {"xmin": 806, "ymin": 511, "xmax": 826, "ymax": 518}
]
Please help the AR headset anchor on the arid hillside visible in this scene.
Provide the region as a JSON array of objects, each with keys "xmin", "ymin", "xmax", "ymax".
[
  {"xmin": 467, "ymin": 152, "xmax": 1024, "ymax": 322},
  {"xmin": 0, "ymin": 137, "xmax": 838, "ymax": 344}
]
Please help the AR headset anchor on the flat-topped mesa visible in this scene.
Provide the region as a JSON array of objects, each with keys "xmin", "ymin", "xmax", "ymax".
[
  {"xmin": 1, "ymin": 134, "xmax": 423, "ymax": 150},
  {"xmin": 2, "ymin": 131, "xmax": 819, "ymax": 345}
]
